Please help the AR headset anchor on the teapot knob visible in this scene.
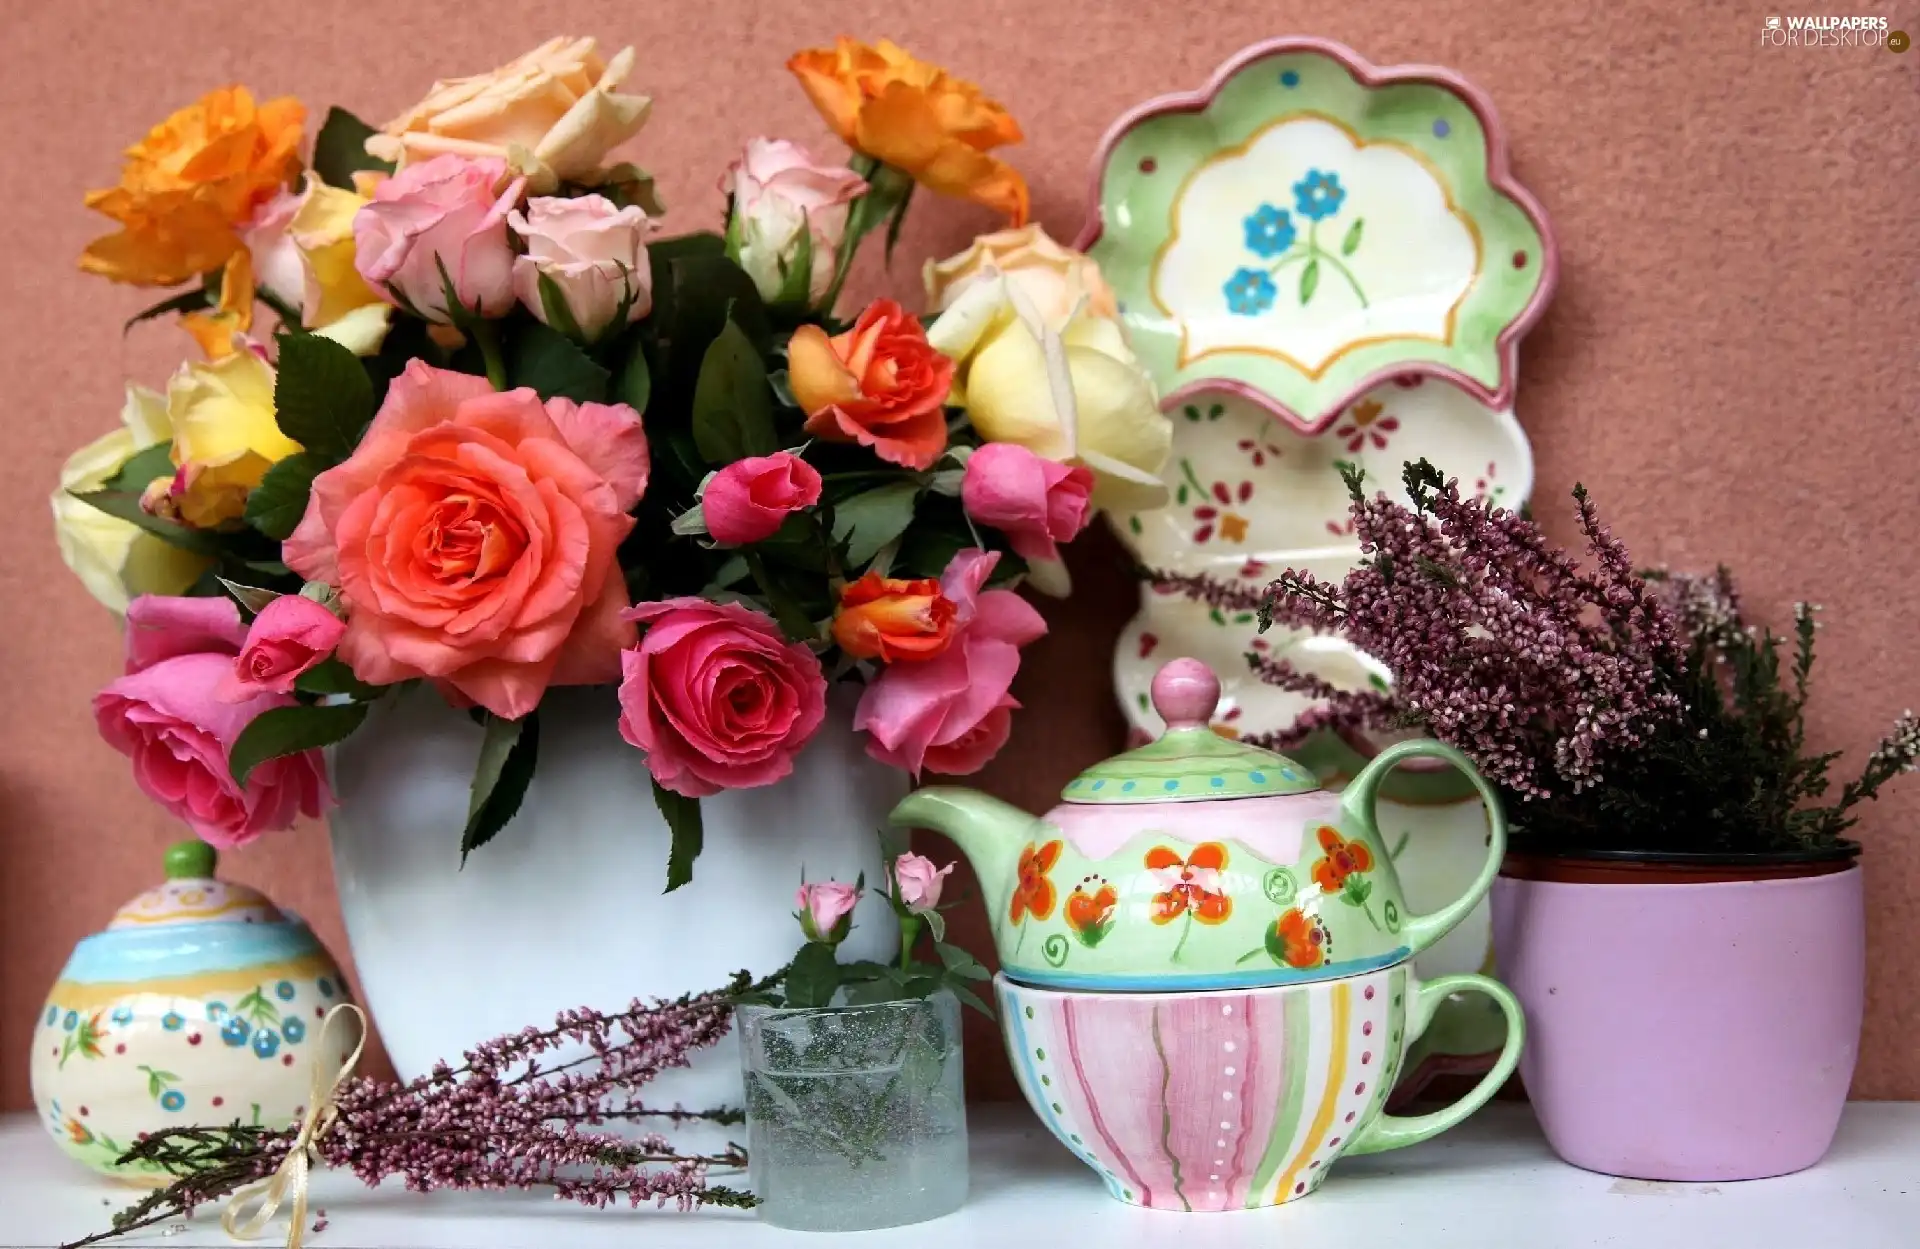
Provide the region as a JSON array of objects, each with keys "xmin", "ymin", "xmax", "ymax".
[
  {"xmin": 163, "ymin": 839, "xmax": 217, "ymax": 881},
  {"xmin": 1151, "ymin": 658, "xmax": 1220, "ymax": 731}
]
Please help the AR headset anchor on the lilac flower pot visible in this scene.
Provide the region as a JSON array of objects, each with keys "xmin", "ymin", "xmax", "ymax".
[{"xmin": 1491, "ymin": 858, "xmax": 1864, "ymax": 1181}]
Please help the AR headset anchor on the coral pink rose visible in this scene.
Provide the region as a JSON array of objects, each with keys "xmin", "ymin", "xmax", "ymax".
[
  {"xmin": 893, "ymin": 852, "xmax": 954, "ymax": 912},
  {"xmin": 617, "ymin": 598, "xmax": 828, "ymax": 798},
  {"xmin": 284, "ymin": 360, "xmax": 648, "ymax": 720},
  {"xmin": 94, "ymin": 596, "xmax": 330, "ymax": 849},
  {"xmin": 854, "ymin": 548, "xmax": 1046, "ymax": 776},
  {"xmin": 961, "ymin": 442, "xmax": 1094, "ymax": 564},
  {"xmin": 722, "ymin": 138, "xmax": 867, "ymax": 303},
  {"xmin": 353, "ymin": 154, "xmax": 526, "ymax": 322},
  {"xmin": 217, "ymin": 594, "xmax": 346, "ymax": 701},
  {"xmin": 702, "ymin": 452, "xmax": 822, "ymax": 545},
  {"xmin": 787, "ymin": 299, "xmax": 953, "ymax": 470},
  {"xmin": 796, "ymin": 879, "xmax": 862, "ymax": 943}
]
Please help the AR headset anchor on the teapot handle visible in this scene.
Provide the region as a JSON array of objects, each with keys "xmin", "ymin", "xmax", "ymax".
[
  {"xmin": 1346, "ymin": 972, "xmax": 1524, "ymax": 1155},
  {"xmin": 1340, "ymin": 739, "xmax": 1507, "ymax": 960}
]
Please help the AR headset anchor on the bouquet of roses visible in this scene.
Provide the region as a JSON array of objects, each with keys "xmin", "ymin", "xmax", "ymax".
[{"xmin": 55, "ymin": 35, "xmax": 1173, "ymax": 887}]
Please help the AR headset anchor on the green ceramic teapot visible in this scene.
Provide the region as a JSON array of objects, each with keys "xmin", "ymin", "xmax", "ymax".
[{"xmin": 890, "ymin": 657, "xmax": 1506, "ymax": 990}]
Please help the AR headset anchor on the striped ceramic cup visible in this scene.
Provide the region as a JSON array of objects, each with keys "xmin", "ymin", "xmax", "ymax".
[{"xmin": 996, "ymin": 965, "xmax": 1522, "ymax": 1211}]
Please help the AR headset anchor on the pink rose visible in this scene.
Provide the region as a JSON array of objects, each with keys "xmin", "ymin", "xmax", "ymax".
[
  {"xmin": 217, "ymin": 594, "xmax": 346, "ymax": 701},
  {"xmin": 508, "ymin": 194, "xmax": 655, "ymax": 341},
  {"xmin": 284, "ymin": 361, "xmax": 649, "ymax": 720},
  {"xmin": 722, "ymin": 138, "xmax": 867, "ymax": 303},
  {"xmin": 354, "ymin": 154, "xmax": 527, "ymax": 322},
  {"xmin": 241, "ymin": 187, "xmax": 306, "ymax": 310},
  {"xmin": 703, "ymin": 452, "xmax": 823, "ymax": 545},
  {"xmin": 94, "ymin": 596, "xmax": 330, "ymax": 849},
  {"xmin": 961, "ymin": 443, "xmax": 1094, "ymax": 564},
  {"xmin": 617, "ymin": 598, "xmax": 828, "ymax": 797},
  {"xmin": 854, "ymin": 549, "xmax": 1047, "ymax": 777},
  {"xmin": 893, "ymin": 852, "xmax": 954, "ymax": 913},
  {"xmin": 796, "ymin": 879, "xmax": 862, "ymax": 944}
]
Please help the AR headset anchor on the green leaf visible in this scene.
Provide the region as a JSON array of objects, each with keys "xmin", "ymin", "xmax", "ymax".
[
  {"xmin": 69, "ymin": 489, "xmax": 223, "ymax": 556},
  {"xmin": 216, "ymin": 578, "xmax": 282, "ymax": 616},
  {"xmin": 462, "ymin": 712, "xmax": 540, "ymax": 861},
  {"xmin": 649, "ymin": 232, "xmax": 727, "ymax": 263},
  {"xmin": 883, "ymin": 181, "xmax": 916, "ymax": 266},
  {"xmin": 311, "ymin": 107, "xmax": 394, "ymax": 190},
  {"xmin": 742, "ymin": 551, "xmax": 821, "ymax": 643},
  {"xmin": 934, "ymin": 942, "xmax": 990, "ymax": 980},
  {"xmin": 124, "ymin": 287, "xmax": 213, "ymax": 333},
  {"xmin": 1341, "ymin": 218, "xmax": 1365, "ymax": 257},
  {"xmin": 101, "ymin": 442, "xmax": 177, "ymax": 494},
  {"xmin": 783, "ymin": 941, "xmax": 842, "ymax": 1009},
  {"xmin": 944, "ymin": 979, "xmax": 994, "ymax": 1018},
  {"xmin": 616, "ymin": 336, "xmax": 652, "ymax": 414},
  {"xmin": 508, "ymin": 321, "xmax": 611, "ymax": 403},
  {"xmin": 274, "ymin": 334, "xmax": 374, "ymax": 463},
  {"xmin": 832, "ymin": 482, "xmax": 920, "ymax": 570},
  {"xmin": 243, "ymin": 453, "xmax": 323, "ymax": 541},
  {"xmin": 690, "ymin": 320, "xmax": 776, "ymax": 464},
  {"xmin": 535, "ymin": 271, "xmax": 587, "ymax": 343},
  {"xmin": 673, "ymin": 255, "xmax": 772, "ymax": 355},
  {"xmin": 1299, "ymin": 257, "xmax": 1321, "ymax": 305},
  {"xmin": 229, "ymin": 702, "xmax": 369, "ymax": 789},
  {"xmin": 653, "ymin": 780, "xmax": 705, "ymax": 893},
  {"xmin": 292, "ymin": 658, "xmax": 380, "ymax": 700},
  {"xmin": 772, "ymin": 216, "xmax": 815, "ymax": 309}
]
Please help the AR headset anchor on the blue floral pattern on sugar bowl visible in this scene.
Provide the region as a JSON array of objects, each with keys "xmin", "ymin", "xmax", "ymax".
[{"xmin": 30, "ymin": 841, "xmax": 355, "ymax": 1183}]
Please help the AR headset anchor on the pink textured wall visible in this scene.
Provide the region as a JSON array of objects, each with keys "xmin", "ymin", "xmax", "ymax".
[{"xmin": 3, "ymin": 1, "xmax": 1916, "ymax": 1114}]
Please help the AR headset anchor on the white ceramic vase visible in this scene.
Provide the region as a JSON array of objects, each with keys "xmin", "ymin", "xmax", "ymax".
[{"xmin": 328, "ymin": 683, "xmax": 901, "ymax": 1118}]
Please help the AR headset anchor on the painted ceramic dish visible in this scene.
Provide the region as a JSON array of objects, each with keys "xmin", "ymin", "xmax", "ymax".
[
  {"xmin": 31, "ymin": 842, "xmax": 353, "ymax": 1182},
  {"xmin": 1077, "ymin": 36, "xmax": 1557, "ymax": 434},
  {"xmin": 996, "ymin": 963, "xmax": 1523, "ymax": 1210},
  {"xmin": 892, "ymin": 659, "xmax": 1507, "ymax": 992}
]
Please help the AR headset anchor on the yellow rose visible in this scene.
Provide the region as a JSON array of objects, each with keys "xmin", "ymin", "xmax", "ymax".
[
  {"xmin": 167, "ymin": 349, "xmax": 299, "ymax": 528},
  {"xmin": 928, "ymin": 276, "xmax": 1171, "ymax": 512},
  {"xmin": 51, "ymin": 385, "xmax": 211, "ymax": 611},
  {"xmin": 925, "ymin": 225, "xmax": 1119, "ymax": 327},
  {"xmin": 366, "ymin": 37, "xmax": 651, "ymax": 194},
  {"xmin": 289, "ymin": 176, "xmax": 392, "ymax": 354}
]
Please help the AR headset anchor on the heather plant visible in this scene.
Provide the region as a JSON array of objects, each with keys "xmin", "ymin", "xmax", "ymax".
[{"xmin": 1152, "ymin": 459, "xmax": 1919, "ymax": 857}]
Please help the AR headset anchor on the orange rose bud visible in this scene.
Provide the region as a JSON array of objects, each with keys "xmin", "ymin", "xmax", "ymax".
[
  {"xmin": 832, "ymin": 573, "xmax": 957, "ymax": 663},
  {"xmin": 786, "ymin": 37, "xmax": 1029, "ymax": 223},
  {"xmin": 788, "ymin": 298, "xmax": 954, "ymax": 470}
]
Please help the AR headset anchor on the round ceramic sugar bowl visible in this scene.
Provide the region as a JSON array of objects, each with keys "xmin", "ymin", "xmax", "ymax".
[
  {"xmin": 893, "ymin": 658, "xmax": 1510, "ymax": 991},
  {"xmin": 30, "ymin": 842, "xmax": 354, "ymax": 1183}
]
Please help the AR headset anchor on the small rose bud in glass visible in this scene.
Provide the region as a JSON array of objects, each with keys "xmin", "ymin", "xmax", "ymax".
[
  {"xmin": 892, "ymin": 852, "xmax": 954, "ymax": 913},
  {"xmin": 795, "ymin": 879, "xmax": 862, "ymax": 944}
]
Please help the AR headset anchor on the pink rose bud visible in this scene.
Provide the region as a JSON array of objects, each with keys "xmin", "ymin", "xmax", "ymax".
[
  {"xmin": 722, "ymin": 138, "xmax": 868, "ymax": 303},
  {"xmin": 218, "ymin": 594, "xmax": 346, "ymax": 701},
  {"xmin": 508, "ymin": 194, "xmax": 655, "ymax": 341},
  {"xmin": 354, "ymin": 154, "xmax": 527, "ymax": 323},
  {"xmin": 892, "ymin": 852, "xmax": 954, "ymax": 913},
  {"xmin": 702, "ymin": 452, "xmax": 824, "ymax": 545},
  {"xmin": 796, "ymin": 879, "xmax": 862, "ymax": 944},
  {"xmin": 961, "ymin": 443, "xmax": 1095, "ymax": 564}
]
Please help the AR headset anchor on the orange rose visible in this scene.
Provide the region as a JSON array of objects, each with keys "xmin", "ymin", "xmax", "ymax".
[
  {"xmin": 787, "ymin": 299, "xmax": 953, "ymax": 470},
  {"xmin": 833, "ymin": 573, "xmax": 956, "ymax": 662},
  {"xmin": 80, "ymin": 86, "xmax": 304, "ymax": 287},
  {"xmin": 787, "ymin": 37, "xmax": 1029, "ymax": 223}
]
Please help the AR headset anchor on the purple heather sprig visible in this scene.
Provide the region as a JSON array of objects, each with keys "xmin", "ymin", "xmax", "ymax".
[{"xmin": 1237, "ymin": 651, "xmax": 1401, "ymax": 753}]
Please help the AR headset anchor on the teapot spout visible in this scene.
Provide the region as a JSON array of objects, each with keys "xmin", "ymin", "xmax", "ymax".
[{"xmin": 889, "ymin": 787, "xmax": 1034, "ymax": 924}]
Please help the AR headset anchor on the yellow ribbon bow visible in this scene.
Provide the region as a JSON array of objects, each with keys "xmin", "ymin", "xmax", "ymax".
[{"xmin": 222, "ymin": 1003, "xmax": 368, "ymax": 1249}]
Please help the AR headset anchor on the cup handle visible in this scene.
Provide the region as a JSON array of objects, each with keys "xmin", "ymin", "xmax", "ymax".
[
  {"xmin": 1346, "ymin": 973, "xmax": 1524, "ymax": 1155},
  {"xmin": 1341, "ymin": 738, "xmax": 1507, "ymax": 958}
]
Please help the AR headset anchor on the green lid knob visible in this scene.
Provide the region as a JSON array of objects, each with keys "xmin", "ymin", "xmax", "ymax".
[{"xmin": 163, "ymin": 840, "xmax": 218, "ymax": 881}]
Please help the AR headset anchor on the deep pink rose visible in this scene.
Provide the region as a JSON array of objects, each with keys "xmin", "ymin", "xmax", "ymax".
[
  {"xmin": 617, "ymin": 598, "xmax": 828, "ymax": 797},
  {"xmin": 796, "ymin": 879, "xmax": 862, "ymax": 943},
  {"xmin": 703, "ymin": 452, "xmax": 823, "ymax": 545},
  {"xmin": 354, "ymin": 154, "xmax": 527, "ymax": 322},
  {"xmin": 94, "ymin": 596, "xmax": 330, "ymax": 849},
  {"xmin": 217, "ymin": 594, "xmax": 346, "ymax": 701},
  {"xmin": 893, "ymin": 852, "xmax": 954, "ymax": 912},
  {"xmin": 961, "ymin": 443, "xmax": 1094, "ymax": 564},
  {"xmin": 854, "ymin": 549, "xmax": 1046, "ymax": 777}
]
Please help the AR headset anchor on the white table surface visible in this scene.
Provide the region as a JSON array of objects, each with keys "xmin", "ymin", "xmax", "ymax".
[{"xmin": 2, "ymin": 1103, "xmax": 1915, "ymax": 1249}]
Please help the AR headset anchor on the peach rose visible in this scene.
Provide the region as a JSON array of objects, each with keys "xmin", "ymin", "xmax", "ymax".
[
  {"xmin": 787, "ymin": 299, "xmax": 953, "ymax": 470},
  {"xmin": 925, "ymin": 225, "xmax": 1118, "ymax": 327},
  {"xmin": 284, "ymin": 361, "xmax": 650, "ymax": 719},
  {"xmin": 366, "ymin": 37, "xmax": 651, "ymax": 194}
]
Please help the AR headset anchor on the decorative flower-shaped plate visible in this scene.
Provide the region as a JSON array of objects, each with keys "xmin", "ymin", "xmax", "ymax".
[{"xmin": 1076, "ymin": 37, "xmax": 1557, "ymax": 434}]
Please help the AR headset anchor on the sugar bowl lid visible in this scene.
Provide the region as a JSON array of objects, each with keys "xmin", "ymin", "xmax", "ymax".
[
  {"xmin": 106, "ymin": 841, "xmax": 283, "ymax": 929},
  {"xmin": 1063, "ymin": 658, "xmax": 1320, "ymax": 804}
]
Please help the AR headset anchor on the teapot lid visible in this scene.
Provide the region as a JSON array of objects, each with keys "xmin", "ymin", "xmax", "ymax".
[
  {"xmin": 106, "ymin": 841, "xmax": 283, "ymax": 929},
  {"xmin": 1063, "ymin": 658, "xmax": 1320, "ymax": 804}
]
